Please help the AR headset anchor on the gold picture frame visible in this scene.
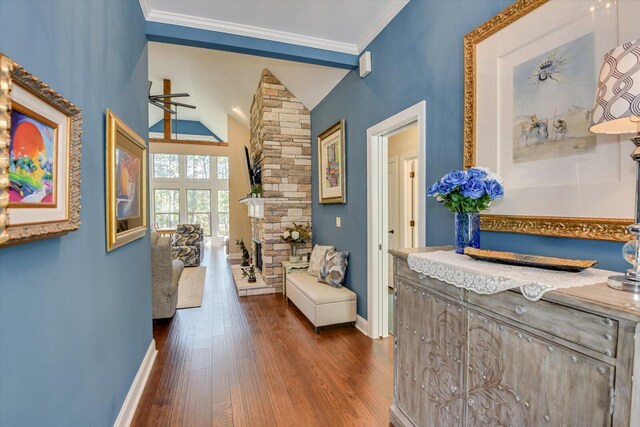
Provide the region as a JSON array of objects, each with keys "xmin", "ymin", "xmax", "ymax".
[
  {"xmin": 318, "ymin": 119, "xmax": 346, "ymax": 204},
  {"xmin": 105, "ymin": 109, "xmax": 147, "ymax": 251},
  {"xmin": 463, "ymin": 0, "xmax": 633, "ymax": 242},
  {"xmin": 0, "ymin": 53, "xmax": 83, "ymax": 247}
]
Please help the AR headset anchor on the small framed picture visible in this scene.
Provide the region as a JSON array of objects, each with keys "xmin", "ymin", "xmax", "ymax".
[
  {"xmin": 0, "ymin": 53, "xmax": 82, "ymax": 246},
  {"xmin": 105, "ymin": 109, "xmax": 147, "ymax": 251},
  {"xmin": 318, "ymin": 119, "xmax": 346, "ymax": 204}
]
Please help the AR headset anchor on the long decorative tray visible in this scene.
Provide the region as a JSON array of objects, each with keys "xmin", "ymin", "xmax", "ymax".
[{"xmin": 463, "ymin": 248, "xmax": 597, "ymax": 272}]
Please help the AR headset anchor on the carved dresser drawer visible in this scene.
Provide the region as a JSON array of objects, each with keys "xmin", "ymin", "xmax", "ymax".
[{"xmin": 467, "ymin": 290, "xmax": 618, "ymax": 357}]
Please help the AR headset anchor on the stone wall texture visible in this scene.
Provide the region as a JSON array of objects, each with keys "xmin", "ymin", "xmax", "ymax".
[{"xmin": 250, "ymin": 69, "xmax": 312, "ymax": 288}]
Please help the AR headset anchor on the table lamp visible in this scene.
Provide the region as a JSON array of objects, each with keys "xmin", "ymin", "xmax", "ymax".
[{"xmin": 590, "ymin": 39, "xmax": 640, "ymax": 292}]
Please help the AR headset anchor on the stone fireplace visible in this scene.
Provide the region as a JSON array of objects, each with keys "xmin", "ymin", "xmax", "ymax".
[
  {"xmin": 249, "ymin": 69, "xmax": 312, "ymax": 290},
  {"xmin": 253, "ymin": 239, "xmax": 262, "ymax": 272}
]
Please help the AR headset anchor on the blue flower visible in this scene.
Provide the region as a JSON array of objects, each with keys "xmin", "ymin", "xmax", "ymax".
[
  {"xmin": 427, "ymin": 181, "xmax": 441, "ymax": 196},
  {"xmin": 467, "ymin": 167, "xmax": 488, "ymax": 179},
  {"xmin": 485, "ymin": 179, "xmax": 504, "ymax": 201},
  {"xmin": 440, "ymin": 170, "xmax": 468, "ymax": 193},
  {"xmin": 438, "ymin": 181, "xmax": 454, "ymax": 195},
  {"xmin": 460, "ymin": 178, "xmax": 486, "ymax": 199}
]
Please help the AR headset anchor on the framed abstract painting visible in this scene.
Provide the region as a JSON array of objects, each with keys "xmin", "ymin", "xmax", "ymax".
[
  {"xmin": 0, "ymin": 53, "xmax": 82, "ymax": 247},
  {"xmin": 105, "ymin": 109, "xmax": 147, "ymax": 251},
  {"xmin": 463, "ymin": 0, "xmax": 639, "ymax": 241},
  {"xmin": 318, "ymin": 119, "xmax": 346, "ymax": 204}
]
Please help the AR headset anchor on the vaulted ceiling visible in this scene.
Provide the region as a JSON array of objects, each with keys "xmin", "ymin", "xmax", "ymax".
[
  {"xmin": 144, "ymin": 0, "xmax": 409, "ymax": 140},
  {"xmin": 148, "ymin": 42, "xmax": 350, "ymax": 140}
]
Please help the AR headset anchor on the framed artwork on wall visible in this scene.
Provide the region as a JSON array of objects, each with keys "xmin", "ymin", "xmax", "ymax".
[
  {"xmin": 0, "ymin": 53, "xmax": 82, "ymax": 247},
  {"xmin": 318, "ymin": 119, "xmax": 346, "ymax": 204},
  {"xmin": 105, "ymin": 109, "xmax": 147, "ymax": 251},
  {"xmin": 464, "ymin": 0, "xmax": 639, "ymax": 241}
]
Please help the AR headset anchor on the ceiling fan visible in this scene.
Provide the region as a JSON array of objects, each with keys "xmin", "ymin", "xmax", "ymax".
[{"xmin": 148, "ymin": 81, "xmax": 196, "ymax": 114}]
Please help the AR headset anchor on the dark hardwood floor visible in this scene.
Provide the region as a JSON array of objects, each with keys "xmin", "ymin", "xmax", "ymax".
[{"xmin": 132, "ymin": 246, "xmax": 394, "ymax": 427}]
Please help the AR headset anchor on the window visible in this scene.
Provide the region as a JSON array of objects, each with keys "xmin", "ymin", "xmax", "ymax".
[
  {"xmin": 186, "ymin": 155, "xmax": 210, "ymax": 180},
  {"xmin": 153, "ymin": 154, "xmax": 179, "ymax": 179},
  {"xmin": 216, "ymin": 156, "xmax": 229, "ymax": 179},
  {"xmin": 217, "ymin": 189, "xmax": 229, "ymax": 237},
  {"xmin": 187, "ymin": 189, "xmax": 211, "ymax": 236},
  {"xmin": 150, "ymin": 154, "xmax": 228, "ymax": 241},
  {"xmin": 154, "ymin": 189, "xmax": 179, "ymax": 228}
]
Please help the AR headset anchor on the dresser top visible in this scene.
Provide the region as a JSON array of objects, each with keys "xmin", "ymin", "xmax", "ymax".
[{"xmin": 390, "ymin": 247, "xmax": 640, "ymax": 323}]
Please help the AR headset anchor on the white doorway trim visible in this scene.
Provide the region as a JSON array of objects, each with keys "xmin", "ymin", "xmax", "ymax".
[
  {"xmin": 366, "ymin": 101, "xmax": 426, "ymax": 339},
  {"xmin": 400, "ymin": 151, "xmax": 418, "ymax": 248}
]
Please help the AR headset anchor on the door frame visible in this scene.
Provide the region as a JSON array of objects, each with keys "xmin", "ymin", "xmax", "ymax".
[
  {"xmin": 387, "ymin": 155, "xmax": 399, "ymax": 289},
  {"xmin": 366, "ymin": 101, "xmax": 426, "ymax": 339},
  {"xmin": 400, "ymin": 151, "xmax": 418, "ymax": 248}
]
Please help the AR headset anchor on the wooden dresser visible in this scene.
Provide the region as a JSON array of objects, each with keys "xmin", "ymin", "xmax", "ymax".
[{"xmin": 389, "ymin": 248, "xmax": 640, "ymax": 427}]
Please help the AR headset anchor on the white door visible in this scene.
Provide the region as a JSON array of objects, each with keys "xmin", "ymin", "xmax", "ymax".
[{"xmin": 388, "ymin": 156, "xmax": 399, "ymax": 289}]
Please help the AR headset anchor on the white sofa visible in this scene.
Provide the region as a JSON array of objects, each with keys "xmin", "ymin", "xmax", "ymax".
[
  {"xmin": 286, "ymin": 271, "xmax": 357, "ymax": 333},
  {"xmin": 151, "ymin": 232, "xmax": 184, "ymax": 319}
]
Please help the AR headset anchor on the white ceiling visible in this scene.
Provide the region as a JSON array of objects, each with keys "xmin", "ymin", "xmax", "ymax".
[
  {"xmin": 140, "ymin": 0, "xmax": 409, "ymax": 54},
  {"xmin": 145, "ymin": 0, "xmax": 410, "ymax": 139},
  {"xmin": 148, "ymin": 42, "xmax": 350, "ymax": 140}
]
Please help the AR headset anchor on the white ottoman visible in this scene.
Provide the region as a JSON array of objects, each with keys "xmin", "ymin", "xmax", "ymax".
[{"xmin": 286, "ymin": 272, "xmax": 356, "ymax": 333}]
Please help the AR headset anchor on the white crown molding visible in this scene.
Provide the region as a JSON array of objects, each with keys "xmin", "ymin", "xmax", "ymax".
[
  {"xmin": 145, "ymin": 9, "xmax": 359, "ymax": 55},
  {"xmin": 356, "ymin": 0, "xmax": 409, "ymax": 54},
  {"xmin": 138, "ymin": 0, "xmax": 152, "ymax": 19}
]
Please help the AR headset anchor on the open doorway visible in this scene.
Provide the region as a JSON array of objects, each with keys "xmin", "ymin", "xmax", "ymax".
[
  {"xmin": 386, "ymin": 124, "xmax": 419, "ymax": 335},
  {"xmin": 366, "ymin": 101, "xmax": 426, "ymax": 339}
]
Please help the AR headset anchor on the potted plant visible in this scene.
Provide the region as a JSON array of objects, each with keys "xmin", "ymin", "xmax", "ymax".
[
  {"xmin": 281, "ymin": 222, "xmax": 311, "ymax": 262},
  {"xmin": 427, "ymin": 167, "xmax": 504, "ymax": 254},
  {"xmin": 250, "ymin": 184, "xmax": 263, "ymax": 198},
  {"xmin": 242, "ymin": 265, "xmax": 257, "ymax": 283},
  {"xmin": 235, "ymin": 239, "xmax": 251, "ymax": 267}
]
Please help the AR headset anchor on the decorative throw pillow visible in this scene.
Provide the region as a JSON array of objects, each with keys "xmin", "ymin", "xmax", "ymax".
[
  {"xmin": 318, "ymin": 250, "xmax": 349, "ymax": 288},
  {"xmin": 307, "ymin": 244, "xmax": 335, "ymax": 277}
]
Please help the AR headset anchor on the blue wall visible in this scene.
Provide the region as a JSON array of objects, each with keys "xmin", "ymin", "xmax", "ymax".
[
  {"xmin": 311, "ymin": 0, "xmax": 627, "ymax": 319},
  {"xmin": 149, "ymin": 118, "xmax": 223, "ymax": 141},
  {"xmin": 146, "ymin": 21, "xmax": 359, "ymax": 69},
  {"xmin": 0, "ymin": 1, "xmax": 151, "ymax": 426}
]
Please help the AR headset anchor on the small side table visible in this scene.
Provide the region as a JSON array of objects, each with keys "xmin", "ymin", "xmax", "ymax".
[
  {"xmin": 155, "ymin": 227, "xmax": 177, "ymax": 244},
  {"xmin": 281, "ymin": 261, "xmax": 309, "ymax": 295},
  {"xmin": 156, "ymin": 228, "xmax": 176, "ymax": 236}
]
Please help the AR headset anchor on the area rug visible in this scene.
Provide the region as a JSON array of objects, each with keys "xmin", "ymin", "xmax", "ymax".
[{"xmin": 176, "ymin": 266, "xmax": 206, "ymax": 309}]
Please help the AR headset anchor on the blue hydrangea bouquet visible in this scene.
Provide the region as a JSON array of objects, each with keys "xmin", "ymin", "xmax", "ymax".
[
  {"xmin": 428, "ymin": 167, "xmax": 504, "ymax": 253},
  {"xmin": 427, "ymin": 167, "xmax": 504, "ymax": 212}
]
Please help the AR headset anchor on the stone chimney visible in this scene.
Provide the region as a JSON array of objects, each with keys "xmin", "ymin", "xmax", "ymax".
[{"xmin": 249, "ymin": 69, "xmax": 312, "ymax": 289}]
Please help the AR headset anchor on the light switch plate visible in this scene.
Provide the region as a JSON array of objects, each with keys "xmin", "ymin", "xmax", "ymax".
[{"xmin": 336, "ymin": 217, "xmax": 341, "ymax": 227}]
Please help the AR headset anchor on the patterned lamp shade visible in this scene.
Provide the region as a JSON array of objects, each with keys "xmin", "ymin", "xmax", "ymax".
[{"xmin": 590, "ymin": 39, "xmax": 640, "ymax": 134}]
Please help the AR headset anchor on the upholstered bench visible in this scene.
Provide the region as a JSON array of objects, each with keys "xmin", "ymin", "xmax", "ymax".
[{"xmin": 286, "ymin": 272, "xmax": 357, "ymax": 333}]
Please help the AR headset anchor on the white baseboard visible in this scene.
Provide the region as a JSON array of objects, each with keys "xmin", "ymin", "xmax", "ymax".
[
  {"xmin": 113, "ymin": 339, "xmax": 157, "ymax": 427},
  {"xmin": 355, "ymin": 315, "xmax": 369, "ymax": 337},
  {"xmin": 227, "ymin": 253, "xmax": 242, "ymax": 260}
]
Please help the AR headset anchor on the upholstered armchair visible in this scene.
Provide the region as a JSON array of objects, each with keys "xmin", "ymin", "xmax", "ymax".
[
  {"xmin": 171, "ymin": 224, "xmax": 204, "ymax": 267},
  {"xmin": 151, "ymin": 232, "xmax": 184, "ymax": 319}
]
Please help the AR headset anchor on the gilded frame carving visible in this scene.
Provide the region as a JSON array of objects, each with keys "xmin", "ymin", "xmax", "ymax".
[
  {"xmin": 105, "ymin": 109, "xmax": 147, "ymax": 251},
  {"xmin": 0, "ymin": 55, "xmax": 11, "ymax": 245},
  {"xmin": 0, "ymin": 53, "xmax": 83, "ymax": 247},
  {"xmin": 463, "ymin": 0, "xmax": 632, "ymax": 242}
]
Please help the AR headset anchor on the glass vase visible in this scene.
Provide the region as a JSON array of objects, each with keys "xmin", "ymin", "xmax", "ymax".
[
  {"xmin": 455, "ymin": 212, "xmax": 480, "ymax": 254},
  {"xmin": 289, "ymin": 243, "xmax": 301, "ymax": 262}
]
